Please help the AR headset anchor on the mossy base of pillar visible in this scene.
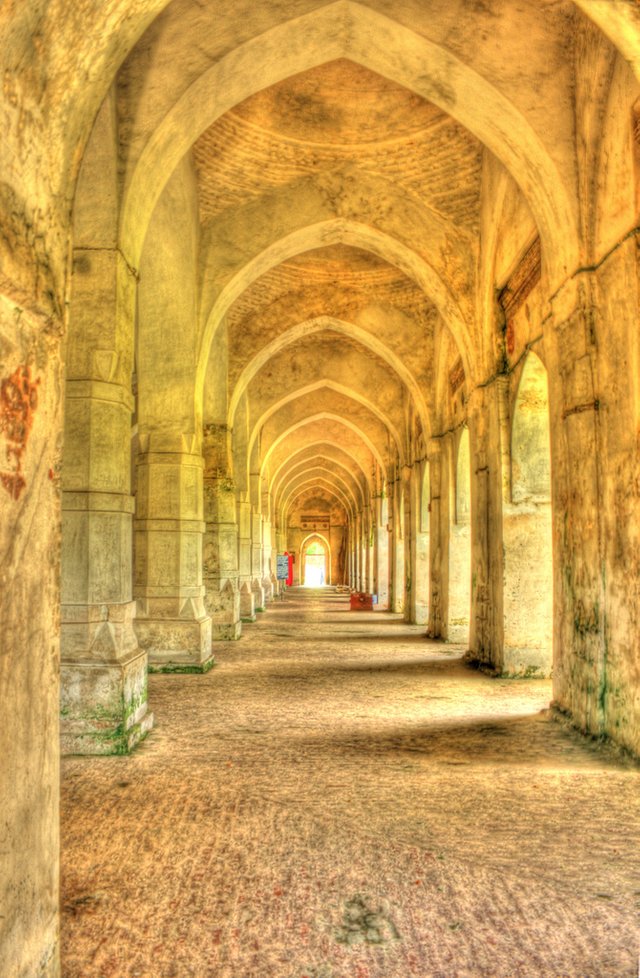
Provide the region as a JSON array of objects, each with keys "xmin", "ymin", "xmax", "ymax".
[
  {"xmin": 148, "ymin": 656, "xmax": 215, "ymax": 675},
  {"xmin": 211, "ymin": 621, "xmax": 242, "ymax": 641},
  {"xmin": 60, "ymin": 647, "xmax": 153, "ymax": 756},
  {"xmin": 205, "ymin": 581, "xmax": 241, "ymax": 642},
  {"xmin": 137, "ymin": 615, "xmax": 213, "ymax": 674},
  {"xmin": 239, "ymin": 584, "xmax": 255, "ymax": 621},
  {"xmin": 251, "ymin": 581, "xmax": 266, "ymax": 611},
  {"xmin": 501, "ymin": 645, "xmax": 552, "ymax": 679},
  {"xmin": 447, "ymin": 619, "xmax": 470, "ymax": 644}
]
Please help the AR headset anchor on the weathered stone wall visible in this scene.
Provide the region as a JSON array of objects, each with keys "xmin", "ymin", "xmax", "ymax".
[{"xmin": 0, "ymin": 297, "xmax": 62, "ymax": 976}]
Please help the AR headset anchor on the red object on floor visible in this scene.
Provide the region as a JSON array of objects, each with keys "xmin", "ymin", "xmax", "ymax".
[
  {"xmin": 285, "ymin": 552, "xmax": 294, "ymax": 587},
  {"xmin": 350, "ymin": 592, "xmax": 375, "ymax": 610}
]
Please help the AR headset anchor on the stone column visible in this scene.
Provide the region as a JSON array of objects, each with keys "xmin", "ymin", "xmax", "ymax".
[
  {"xmin": 1, "ymin": 292, "xmax": 62, "ymax": 976},
  {"xmin": 262, "ymin": 517, "xmax": 275, "ymax": 600},
  {"xmin": 448, "ymin": 430, "xmax": 471, "ymax": 644},
  {"xmin": 237, "ymin": 496, "xmax": 256, "ymax": 620},
  {"xmin": 545, "ymin": 276, "xmax": 612, "ymax": 736},
  {"xmin": 134, "ymin": 432, "xmax": 212, "ymax": 672},
  {"xmin": 251, "ymin": 509, "xmax": 266, "ymax": 611},
  {"xmin": 203, "ymin": 478, "xmax": 241, "ymax": 642},
  {"xmin": 427, "ymin": 438, "xmax": 448, "ymax": 638},
  {"xmin": 404, "ymin": 461, "xmax": 429, "ymax": 625},
  {"xmin": 402, "ymin": 469, "xmax": 413, "ymax": 623},
  {"xmin": 374, "ymin": 493, "xmax": 390, "ymax": 610},
  {"xmin": 362, "ymin": 503, "xmax": 373, "ymax": 594},
  {"xmin": 467, "ymin": 388, "xmax": 504, "ymax": 670},
  {"xmin": 349, "ymin": 525, "xmax": 356, "ymax": 588},
  {"xmin": 414, "ymin": 462, "xmax": 430, "ymax": 624},
  {"xmin": 202, "ymin": 425, "xmax": 241, "ymax": 640},
  {"xmin": 61, "ymin": 250, "xmax": 152, "ymax": 755},
  {"xmin": 390, "ymin": 477, "xmax": 405, "ymax": 613},
  {"xmin": 355, "ymin": 511, "xmax": 363, "ymax": 591}
]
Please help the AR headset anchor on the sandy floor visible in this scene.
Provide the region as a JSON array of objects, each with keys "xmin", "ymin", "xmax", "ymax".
[{"xmin": 61, "ymin": 588, "xmax": 640, "ymax": 978}]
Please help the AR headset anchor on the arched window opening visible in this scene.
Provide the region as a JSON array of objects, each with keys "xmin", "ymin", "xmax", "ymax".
[
  {"xmin": 456, "ymin": 427, "xmax": 471, "ymax": 523},
  {"xmin": 511, "ymin": 353, "xmax": 551, "ymax": 503},
  {"xmin": 503, "ymin": 351, "xmax": 553, "ymax": 676}
]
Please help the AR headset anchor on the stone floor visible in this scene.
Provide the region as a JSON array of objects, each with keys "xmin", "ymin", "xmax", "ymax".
[{"xmin": 61, "ymin": 588, "xmax": 640, "ymax": 978}]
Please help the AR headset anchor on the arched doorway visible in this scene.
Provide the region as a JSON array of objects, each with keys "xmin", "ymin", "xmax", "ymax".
[{"xmin": 301, "ymin": 534, "xmax": 331, "ymax": 587}]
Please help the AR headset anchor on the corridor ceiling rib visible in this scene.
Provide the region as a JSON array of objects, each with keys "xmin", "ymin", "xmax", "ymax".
[
  {"xmin": 247, "ymin": 381, "xmax": 404, "ymax": 466},
  {"xmin": 121, "ymin": 2, "xmax": 579, "ymax": 287},
  {"xmin": 197, "ymin": 217, "xmax": 472, "ymax": 408},
  {"xmin": 281, "ymin": 478, "xmax": 357, "ymax": 523},
  {"xmin": 272, "ymin": 456, "xmax": 367, "ymax": 513},
  {"xmin": 261, "ymin": 413, "xmax": 386, "ymax": 480},
  {"xmin": 268, "ymin": 444, "xmax": 373, "ymax": 506},
  {"xmin": 228, "ymin": 316, "xmax": 430, "ymax": 439},
  {"xmin": 573, "ymin": 0, "xmax": 640, "ymax": 76},
  {"xmin": 265, "ymin": 429, "xmax": 378, "ymax": 485}
]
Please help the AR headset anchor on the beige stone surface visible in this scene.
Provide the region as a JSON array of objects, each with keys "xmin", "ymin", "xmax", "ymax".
[
  {"xmin": 3, "ymin": 2, "xmax": 640, "ymax": 974},
  {"xmin": 61, "ymin": 590, "xmax": 640, "ymax": 977}
]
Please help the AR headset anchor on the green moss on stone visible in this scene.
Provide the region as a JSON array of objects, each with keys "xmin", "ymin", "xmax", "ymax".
[{"xmin": 148, "ymin": 658, "xmax": 215, "ymax": 675}]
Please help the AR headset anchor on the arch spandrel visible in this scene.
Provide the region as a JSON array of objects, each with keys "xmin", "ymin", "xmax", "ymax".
[
  {"xmin": 280, "ymin": 467, "xmax": 359, "ymax": 510},
  {"xmin": 266, "ymin": 430, "xmax": 376, "ymax": 484},
  {"xmin": 288, "ymin": 486, "xmax": 349, "ymax": 524},
  {"xmin": 197, "ymin": 166, "xmax": 475, "ymax": 326},
  {"xmin": 280, "ymin": 476, "xmax": 357, "ymax": 522}
]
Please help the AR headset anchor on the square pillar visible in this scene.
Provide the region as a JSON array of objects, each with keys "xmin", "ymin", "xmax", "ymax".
[
  {"xmin": 61, "ymin": 368, "xmax": 153, "ymax": 754},
  {"xmin": 203, "ymin": 475, "xmax": 241, "ymax": 641},
  {"xmin": 251, "ymin": 510, "xmax": 266, "ymax": 611},
  {"xmin": 237, "ymin": 497, "xmax": 256, "ymax": 620},
  {"xmin": 134, "ymin": 432, "xmax": 212, "ymax": 672},
  {"xmin": 262, "ymin": 517, "xmax": 275, "ymax": 601},
  {"xmin": 427, "ymin": 439, "xmax": 448, "ymax": 638}
]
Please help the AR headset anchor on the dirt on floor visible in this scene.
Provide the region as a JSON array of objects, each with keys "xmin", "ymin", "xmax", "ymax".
[{"xmin": 61, "ymin": 588, "xmax": 640, "ymax": 978}]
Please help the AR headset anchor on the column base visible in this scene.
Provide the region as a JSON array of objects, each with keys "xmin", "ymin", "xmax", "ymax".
[
  {"xmin": 211, "ymin": 621, "xmax": 242, "ymax": 641},
  {"xmin": 205, "ymin": 579, "xmax": 242, "ymax": 642},
  {"xmin": 502, "ymin": 645, "xmax": 552, "ymax": 678},
  {"xmin": 262, "ymin": 575, "xmax": 275, "ymax": 603},
  {"xmin": 60, "ymin": 647, "xmax": 153, "ymax": 756},
  {"xmin": 137, "ymin": 616, "xmax": 214, "ymax": 674},
  {"xmin": 252, "ymin": 580, "xmax": 266, "ymax": 613},
  {"xmin": 239, "ymin": 582, "xmax": 256, "ymax": 622}
]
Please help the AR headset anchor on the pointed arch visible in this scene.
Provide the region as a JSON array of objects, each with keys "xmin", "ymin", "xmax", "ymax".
[
  {"xmin": 248, "ymin": 380, "xmax": 404, "ymax": 464},
  {"xmin": 122, "ymin": 1, "xmax": 578, "ymax": 290},
  {"xmin": 229, "ymin": 316, "xmax": 430, "ymax": 439}
]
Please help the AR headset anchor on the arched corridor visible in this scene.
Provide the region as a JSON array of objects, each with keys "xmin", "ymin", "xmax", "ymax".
[
  {"xmin": 3, "ymin": 2, "xmax": 640, "ymax": 975},
  {"xmin": 61, "ymin": 589, "xmax": 639, "ymax": 978}
]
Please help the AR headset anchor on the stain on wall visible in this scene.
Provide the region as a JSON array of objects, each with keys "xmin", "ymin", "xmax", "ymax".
[{"xmin": 0, "ymin": 363, "xmax": 39, "ymax": 499}]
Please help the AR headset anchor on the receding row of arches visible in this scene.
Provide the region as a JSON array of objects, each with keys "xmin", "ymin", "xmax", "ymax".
[
  {"xmin": 330, "ymin": 350, "xmax": 552, "ymax": 675},
  {"xmin": 3, "ymin": 2, "xmax": 640, "ymax": 974}
]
